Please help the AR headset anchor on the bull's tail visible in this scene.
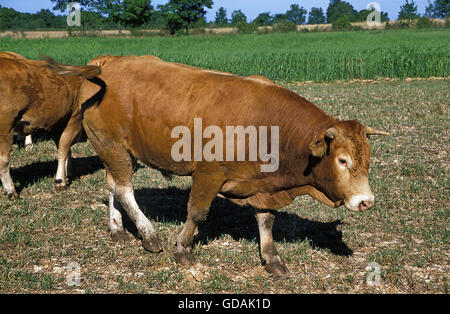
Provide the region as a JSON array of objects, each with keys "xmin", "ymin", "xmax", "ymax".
[{"xmin": 43, "ymin": 56, "xmax": 101, "ymax": 79}]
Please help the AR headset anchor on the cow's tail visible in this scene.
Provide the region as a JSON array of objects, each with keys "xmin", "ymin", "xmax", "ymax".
[{"xmin": 43, "ymin": 56, "xmax": 101, "ymax": 79}]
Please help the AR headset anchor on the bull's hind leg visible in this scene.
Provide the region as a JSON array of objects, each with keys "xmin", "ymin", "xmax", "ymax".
[
  {"xmin": 83, "ymin": 122, "xmax": 162, "ymax": 252},
  {"xmin": 175, "ymin": 168, "xmax": 225, "ymax": 266},
  {"xmin": 255, "ymin": 209, "xmax": 289, "ymax": 276},
  {"xmin": 0, "ymin": 132, "xmax": 17, "ymax": 198},
  {"xmin": 113, "ymin": 182, "xmax": 162, "ymax": 252},
  {"xmin": 106, "ymin": 172, "xmax": 128, "ymax": 242}
]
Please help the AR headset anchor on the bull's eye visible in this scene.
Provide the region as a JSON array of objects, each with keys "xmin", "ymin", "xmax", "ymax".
[{"xmin": 337, "ymin": 156, "xmax": 351, "ymax": 169}]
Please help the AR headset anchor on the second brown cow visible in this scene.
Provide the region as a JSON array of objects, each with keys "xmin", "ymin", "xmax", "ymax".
[{"xmin": 0, "ymin": 53, "xmax": 100, "ymax": 197}]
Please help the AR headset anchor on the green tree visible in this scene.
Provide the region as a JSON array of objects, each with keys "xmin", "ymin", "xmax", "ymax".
[
  {"xmin": 326, "ymin": 0, "xmax": 357, "ymax": 23},
  {"xmin": 355, "ymin": 9, "xmax": 389, "ymax": 22},
  {"xmin": 285, "ymin": 4, "xmax": 307, "ymax": 25},
  {"xmin": 108, "ymin": 0, "xmax": 154, "ymax": 28},
  {"xmin": 231, "ymin": 9, "xmax": 247, "ymax": 25},
  {"xmin": 51, "ymin": 0, "xmax": 95, "ymax": 12},
  {"xmin": 160, "ymin": 0, "xmax": 213, "ymax": 34},
  {"xmin": 81, "ymin": 10, "xmax": 109, "ymax": 29},
  {"xmin": 0, "ymin": 6, "xmax": 66, "ymax": 30},
  {"xmin": 272, "ymin": 13, "xmax": 288, "ymax": 24},
  {"xmin": 425, "ymin": 0, "xmax": 449, "ymax": 18},
  {"xmin": 307, "ymin": 7, "xmax": 326, "ymax": 24},
  {"xmin": 0, "ymin": 6, "xmax": 21, "ymax": 29},
  {"xmin": 147, "ymin": 9, "xmax": 168, "ymax": 28},
  {"xmin": 253, "ymin": 12, "xmax": 272, "ymax": 26},
  {"xmin": 398, "ymin": 0, "xmax": 420, "ymax": 20},
  {"xmin": 332, "ymin": 15, "xmax": 352, "ymax": 30},
  {"xmin": 51, "ymin": 0, "xmax": 154, "ymax": 28},
  {"xmin": 33, "ymin": 9, "xmax": 56, "ymax": 28},
  {"xmin": 214, "ymin": 7, "xmax": 228, "ymax": 26}
]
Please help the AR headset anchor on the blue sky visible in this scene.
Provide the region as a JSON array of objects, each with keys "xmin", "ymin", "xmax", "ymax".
[{"xmin": 0, "ymin": 0, "xmax": 432, "ymax": 21}]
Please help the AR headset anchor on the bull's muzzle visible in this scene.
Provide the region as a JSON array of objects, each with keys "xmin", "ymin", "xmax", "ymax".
[
  {"xmin": 345, "ymin": 194, "xmax": 375, "ymax": 212},
  {"xmin": 359, "ymin": 199, "xmax": 374, "ymax": 211}
]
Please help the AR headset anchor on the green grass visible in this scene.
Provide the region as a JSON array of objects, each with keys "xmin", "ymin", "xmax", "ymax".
[
  {"xmin": 0, "ymin": 78, "xmax": 448, "ymax": 293},
  {"xmin": 0, "ymin": 28, "xmax": 448, "ymax": 82}
]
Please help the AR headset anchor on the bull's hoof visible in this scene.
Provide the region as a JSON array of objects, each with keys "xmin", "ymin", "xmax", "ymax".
[
  {"xmin": 142, "ymin": 237, "xmax": 163, "ymax": 253},
  {"xmin": 265, "ymin": 261, "xmax": 289, "ymax": 276},
  {"xmin": 174, "ymin": 251, "xmax": 196, "ymax": 266},
  {"xmin": 55, "ymin": 179, "xmax": 68, "ymax": 191},
  {"xmin": 7, "ymin": 191, "xmax": 19, "ymax": 199},
  {"xmin": 111, "ymin": 230, "xmax": 129, "ymax": 243}
]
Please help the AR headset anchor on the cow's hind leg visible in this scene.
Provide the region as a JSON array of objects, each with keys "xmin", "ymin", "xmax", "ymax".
[
  {"xmin": 54, "ymin": 118, "xmax": 81, "ymax": 190},
  {"xmin": 24, "ymin": 135, "xmax": 33, "ymax": 151},
  {"xmin": 0, "ymin": 132, "xmax": 17, "ymax": 198},
  {"xmin": 175, "ymin": 169, "xmax": 225, "ymax": 266},
  {"xmin": 255, "ymin": 209, "xmax": 289, "ymax": 276}
]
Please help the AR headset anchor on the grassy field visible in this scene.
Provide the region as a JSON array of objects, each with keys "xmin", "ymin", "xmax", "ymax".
[
  {"xmin": 0, "ymin": 28, "xmax": 448, "ymax": 82},
  {"xmin": 0, "ymin": 76, "xmax": 448, "ymax": 293}
]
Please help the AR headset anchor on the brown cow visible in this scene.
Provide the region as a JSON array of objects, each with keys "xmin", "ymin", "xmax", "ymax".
[
  {"xmin": 47, "ymin": 56, "xmax": 388, "ymax": 275},
  {"xmin": 0, "ymin": 52, "xmax": 34, "ymax": 150},
  {"xmin": 0, "ymin": 54, "xmax": 100, "ymax": 197}
]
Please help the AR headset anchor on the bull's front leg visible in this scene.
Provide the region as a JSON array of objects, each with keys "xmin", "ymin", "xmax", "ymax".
[
  {"xmin": 0, "ymin": 132, "xmax": 17, "ymax": 198},
  {"xmin": 255, "ymin": 209, "xmax": 289, "ymax": 276},
  {"xmin": 174, "ymin": 169, "xmax": 226, "ymax": 266}
]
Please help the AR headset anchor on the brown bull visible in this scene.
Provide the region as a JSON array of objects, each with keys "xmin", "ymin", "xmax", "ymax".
[
  {"xmin": 0, "ymin": 53, "xmax": 100, "ymax": 197},
  {"xmin": 47, "ymin": 55, "xmax": 388, "ymax": 275}
]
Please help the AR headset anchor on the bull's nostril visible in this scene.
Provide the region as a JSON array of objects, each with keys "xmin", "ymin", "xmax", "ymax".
[{"xmin": 360, "ymin": 200, "xmax": 374, "ymax": 211}]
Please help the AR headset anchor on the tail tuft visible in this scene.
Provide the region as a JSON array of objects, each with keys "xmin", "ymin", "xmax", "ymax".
[{"xmin": 43, "ymin": 56, "xmax": 101, "ymax": 79}]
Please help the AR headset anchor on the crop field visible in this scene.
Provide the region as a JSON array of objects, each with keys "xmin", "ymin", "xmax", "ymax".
[
  {"xmin": 0, "ymin": 28, "xmax": 448, "ymax": 82},
  {"xmin": 0, "ymin": 29, "xmax": 449, "ymax": 294}
]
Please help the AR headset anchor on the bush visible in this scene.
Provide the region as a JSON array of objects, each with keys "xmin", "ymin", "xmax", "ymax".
[
  {"xmin": 416, "ymin": 16, "xmax": 433, "ymax": 29},
  {"xmin": 129, "ymin": 28, "xmax": 161, "ymax": 37},
  {"xmin": 272, "ymin": 21, "xmax": 297, "ymax": 33},
  {"xmin": 385, "ymin": 20, "xmax": 411, "ymax": 30},
  {"xmin": 236, "ymin": 21, "xmax": 258, "ymax": 34},
  {"xmin": 332, "ymin": 16, "xmax": 352, "ymax": 31},
  {"xmin": 190, "ymin": 27, "xmax": 206, "ymax": 35}
]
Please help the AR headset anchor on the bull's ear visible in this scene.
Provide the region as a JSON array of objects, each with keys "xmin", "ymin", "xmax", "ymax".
[
  {"xmin": 365, "ymin": 126, "xmax": 390, "ymax": 137},
  {"xmin": 310, "ymin": 127, "xmax": 338, "ymax": 158},
  {"xmin": 310, "ymin": 138, "xmax": 327, "ymax": 158}
]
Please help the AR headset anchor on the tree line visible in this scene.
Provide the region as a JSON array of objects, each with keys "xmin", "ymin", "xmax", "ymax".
[{"xmin": 0, "ymin": 0, "xmax": 448, "ymax": 33}]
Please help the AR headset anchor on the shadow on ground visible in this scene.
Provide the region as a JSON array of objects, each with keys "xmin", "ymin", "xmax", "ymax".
[
  {"xmin": 132, "ymin": 187, "xmax": 352, "ymax": 257},
  {"xmin": 10, "ymin": 156, "xmax": 104, "ymax": 193}
]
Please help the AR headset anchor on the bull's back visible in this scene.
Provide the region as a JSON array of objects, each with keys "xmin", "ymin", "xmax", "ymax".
[{"xmin": 83, "ymin": 57, "xmax": 330, "ymax": 175}]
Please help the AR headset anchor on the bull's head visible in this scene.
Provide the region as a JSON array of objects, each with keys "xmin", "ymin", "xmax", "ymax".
[{"xmin": 309, "ymin": 120, "xmax": 389, "ymax": 212}]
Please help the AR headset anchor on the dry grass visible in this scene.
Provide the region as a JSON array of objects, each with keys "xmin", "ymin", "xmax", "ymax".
[{"xmin": 0, "ymin": 78, "xmax": 448, "ymax": 294}]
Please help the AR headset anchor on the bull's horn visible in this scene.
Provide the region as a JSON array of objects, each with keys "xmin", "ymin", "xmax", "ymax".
[{"xmin": 365, "ymin": 126, "xmax": 390, "ymax": 136}]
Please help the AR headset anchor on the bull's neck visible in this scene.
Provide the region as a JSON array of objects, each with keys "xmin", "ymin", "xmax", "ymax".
[{"xmin": 271, "ymin": 93, "xmax": 337, "ymax": 190}]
